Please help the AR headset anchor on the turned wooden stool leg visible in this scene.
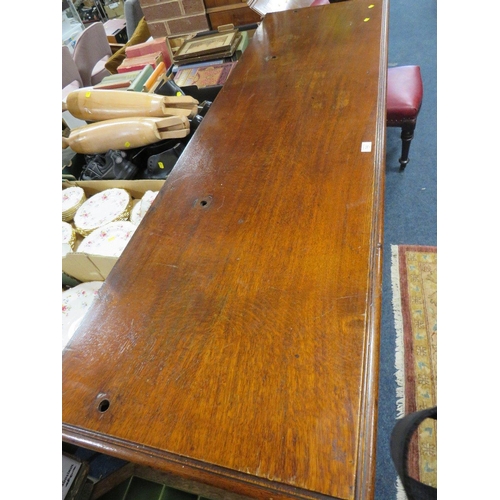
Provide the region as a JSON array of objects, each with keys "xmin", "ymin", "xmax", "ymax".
[
  {"xmin": 399, "ymin": 124, "xmax": 415, "ymax": 170},
  {"xmin": 386, "ymin": 65, "xmax": 423, "ymax": 171}
]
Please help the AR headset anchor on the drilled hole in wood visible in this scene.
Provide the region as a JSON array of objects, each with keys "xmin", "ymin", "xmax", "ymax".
[
  {"xmin": 195, "ymin": 195, "xmax": 212, "ymax": 208},
  {"xmin": 98, "ymin": 399, "xmax": 110, "ymax": 412}
]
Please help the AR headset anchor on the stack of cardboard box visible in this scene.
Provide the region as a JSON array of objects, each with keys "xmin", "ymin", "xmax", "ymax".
[{"xmin": 139, "ymin": 0, "xmax": 210, "ymax": 37}]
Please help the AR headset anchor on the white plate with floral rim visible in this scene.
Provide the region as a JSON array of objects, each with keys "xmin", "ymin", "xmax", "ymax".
[
  {"xmin": 62, "ymin": 222, "xmax": 76, "ymax": 257},
  {"xmin": 62, "ymin": 281, "xmax": 103, "ymax": 350},
  {"xmin": 140, "ymin": 190, "xmax": 159, "ymax": 217},
  {"xmin": 130, "ymin": 199, "xmax": 143, "ymax": 226},
  {"xmin": 62, "ymin": 221, "xmax": 75, "ymax": 244},
  {"xmin": 77, "ymin": 221, "xmax": 137, "ymax": 257},
  {"xmin": 62, "ymin": 186, "xmax": 85, "ymax": 216},
  {"xmin": 74, "ymin": 188, "xmax": 130, "ymax": 234}
]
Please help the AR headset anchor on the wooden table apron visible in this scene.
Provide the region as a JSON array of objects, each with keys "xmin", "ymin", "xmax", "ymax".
[{"xmin": 62, "ymin": 3, "xmax": 389, "ymax": 500}]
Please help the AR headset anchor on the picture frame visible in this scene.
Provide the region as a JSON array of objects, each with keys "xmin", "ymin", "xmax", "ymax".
[{"xmin": 174, "ymin": 31, "xmax": 239, "ymax": 61}]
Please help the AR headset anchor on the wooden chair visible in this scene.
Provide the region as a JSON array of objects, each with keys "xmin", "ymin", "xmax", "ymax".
[{"xmin": 386, "ymin": 65, "xmax": 423, "ymax": 170}]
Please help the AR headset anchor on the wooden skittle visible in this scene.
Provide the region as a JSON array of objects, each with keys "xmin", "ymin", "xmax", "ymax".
[
  {"xmin": 62, "ymin": 116, "xmax": 190, "ymax": 154},
  {"xmin": 64, "ymin": 89, "xmax": 199, "ymax": 121}
]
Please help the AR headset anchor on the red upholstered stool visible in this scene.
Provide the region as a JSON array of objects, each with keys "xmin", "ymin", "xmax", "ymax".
[{"xmin": 387, "ymin": 65, "xmax": 423, "ymax": 169}]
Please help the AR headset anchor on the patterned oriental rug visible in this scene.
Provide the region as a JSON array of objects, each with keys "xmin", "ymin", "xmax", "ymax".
[{"xmin": 391, "ymin": 245, "xmax": 437, "ymax": 497}]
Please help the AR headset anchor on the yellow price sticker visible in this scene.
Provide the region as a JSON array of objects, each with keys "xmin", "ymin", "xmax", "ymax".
[
  {"xmin": 369, "ymin": 4, "xmax": 374, "ymax": 8},
  {"xmin": 158, "ymin": 162, "xmax": 164, "ymax": 169},
  {"xmin": 364, "ymin": 17, "xmax": 370, "ymax": 22},
  {"xmin": 85, "ymin": 91, "xmax": 91, "ymax": 98},
  {"xmin": 124, "ymin": 141, "xmax": 131, "ymax": 148}
]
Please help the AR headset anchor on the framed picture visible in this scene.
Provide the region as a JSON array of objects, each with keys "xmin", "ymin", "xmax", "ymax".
[{"xmin": 175, "ymin": 31, "xmax": 239, "ymax": 60}]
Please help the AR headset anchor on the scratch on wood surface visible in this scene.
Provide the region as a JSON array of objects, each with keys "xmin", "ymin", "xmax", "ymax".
[
  {"xmin": 312, "ymin": 305, "xmax": 336, "ymax": 320},
  {"xmin": 335, "ymin": 294, "xmax": 361, "ymax": 300},
  {"xmin": 167, "ymin": 171, "xmax": 194, "ymax": 188},
  {"xmin": 312, "ymin": 295, "xmax": 360, "ymax": 319}
]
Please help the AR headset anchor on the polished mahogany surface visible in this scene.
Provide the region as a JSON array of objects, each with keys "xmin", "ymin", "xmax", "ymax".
[{"xmin": 63, "ymin": 2, "xmax": 388, "ymax": 500}]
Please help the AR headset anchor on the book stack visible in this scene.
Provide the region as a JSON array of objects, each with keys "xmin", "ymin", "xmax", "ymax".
[
  {"xmin": 174, "ymin": 61, "xmax": 237, "ymax": 88},
  {"xmin": 125, "ymin": 37, "xmax": 172, "ymax": 69},
  {"xmin": 94, "ymin": 70, "xmax": 143, "ymax": 90},
  {"xmin": 169, "ymin": 27, "xmax": 253, "ymax": 92},
  {"xmin": 173, "ymin": 28, "xmax": 242, "ymax": 67},
  {"xmin": 94, "ymin": 62, "xmax": 168, "ymax": 92},
  {"xmin": 116, "ymin": 36, "xmax": 172, "ymax": 76},
  {"xmin": 117, "ymin": 51, "xmax": 164, "ymax": 73},
  {"xmin": 172, "ymin": 31, "xmax": 250, "ymax": 72}
]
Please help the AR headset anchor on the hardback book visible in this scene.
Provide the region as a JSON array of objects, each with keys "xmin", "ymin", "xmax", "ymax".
[
  {"xmin": 174, "ymin": 61, "xmax": 237, "ymax": 88},
  {"xmin": 171, "ymin": 58, "xmax": 225, "ymax": 74},
  {"xmin": 93, "ymin": 70, "xmax": 142, "ymax": 90},
  {"xmin": 143, "ymin": 62, "xmax": 167, "ymax": 92},
  {"xmin": 125, "ymin": 37, "xmax": 172, "ymax": 69},
  {"xmin": 117, "ymin": 52, "xmax": 164, "ymax": 73},
  {"xmin": 127, "ymin": 64, "xmax": 154, "ymax": 91},
  {"xmin": 234, "ymin": 30, "xmax": 249, "ymax": 58}
]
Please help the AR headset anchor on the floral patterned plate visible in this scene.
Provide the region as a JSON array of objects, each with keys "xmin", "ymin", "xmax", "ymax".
[
  {"xmin": 62, "ymin": 221, "xmax": 75, "ymax": 244},
  {"xmin": 77, "ymin": 221, "xmax": 137, "ymax": 257},
  {"xmin": 140, "ymin": 190, "xmax": 159, "ymax": 217},
  {"xmin": 62, "ymin": 186, "xmax": 86, "ymax": 222},
  {"xmin": 129, "ymin": 199, "xmax": 142, "ymax": 226},
  {"xmin": 62, "ymin": 281, "xmax": 103, "ymax": 350},
  {"xmin": 74, "ymin": 188, "xmax": 131, "ymax": 236},
  {"xmin": 129, "ymin": 191, "xmax": 159, "ymax": 226},
  {"xmin": 62, "ymin": 222, "xmax": 76, "ymax": 257}
]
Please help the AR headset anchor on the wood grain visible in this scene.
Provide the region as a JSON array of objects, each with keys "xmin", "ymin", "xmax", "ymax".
[
  {"xmin": 63, "ymin": 2, "xmax": 388, "ymax": 500},
  {"xmin": 65, "ymin": 90, "xmax": 198, "ymax": 121}
]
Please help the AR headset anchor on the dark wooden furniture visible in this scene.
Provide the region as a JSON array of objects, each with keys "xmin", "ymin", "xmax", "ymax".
[
  {"xmin": 386, "ymin": 65, "xmax": 423, "ymax": 170},
  {"xmin": 204, "ymin": 0, "xmax": 262, "ymax": 30},
  {"xmin": 63, "ymin": 2, "xmax": 389, "ymax": 500}
]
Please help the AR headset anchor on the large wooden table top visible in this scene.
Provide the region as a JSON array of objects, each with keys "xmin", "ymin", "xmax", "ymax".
[{"xmin": 63, "ymin": 2, "xmax": 389, "ymax": 500}]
